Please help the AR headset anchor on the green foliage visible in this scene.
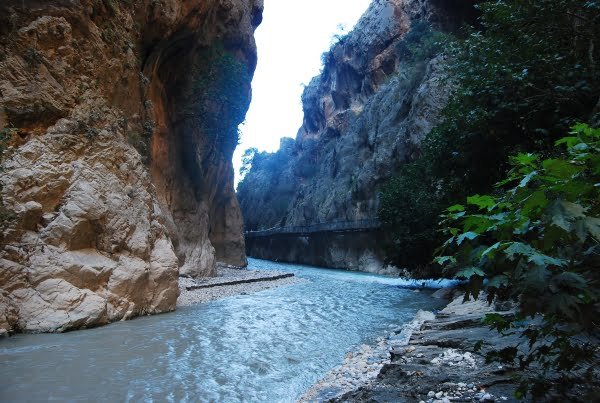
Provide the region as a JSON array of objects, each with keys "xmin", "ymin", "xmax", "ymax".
[
  {"xmin": 379, "ymin": 0, "xmax": 600, "ymax": 270},
  {"xmin": 0, "ymin": 127, "xmax": 12, "ymax": 159},
  {"xmin": 437, "ymin": 124, "xmax": 600, "ymax": 398},
  {"xmin": 395, "ymin": 21, "xmax": 448, "ymax": 63},
  {"xmin": 186, "ymin": 44, "xmax": 250, "ymax": 158},
  {"xmin": 379, "ymin": 159, "xmax": 447, "ymax": 272},
  {"xmin": 237, "ymin": 146, "xmax": 297, "ymax": 230},
  {"xmin": 0, "ymin": 127, "xmax": 14, "ymax": 235},
  {"xmin": 127, "ymin": 131, "xmax": 148, "ymax": 160},
  {"xmin": 239, "ymin": 147, "xmax": 258, "ymax": 178}
]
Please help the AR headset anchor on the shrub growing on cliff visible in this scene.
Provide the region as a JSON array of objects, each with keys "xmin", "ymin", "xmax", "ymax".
[
  {"xmin": 435, "ymin": 124, "xmax": 600, "ymax": 398},
  {"xmin": 379, "ymin": 0, "xmax": 600, "ymax": 271},
  {"xmin": 186, "ymin": 44, "xmax": 250, "ymax": 158},
  {"xmin": 395, "ymin": 21, "xmax": 447, "ymax": 63},
  {"xmin": 0, "ymin": 127, "xmax": 14, "ymax": 236}
]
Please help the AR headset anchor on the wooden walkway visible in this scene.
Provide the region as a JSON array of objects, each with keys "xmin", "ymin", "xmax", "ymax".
[{"xmin": 244, "ymin": 219, "xmax": 380, "ymax": 238}]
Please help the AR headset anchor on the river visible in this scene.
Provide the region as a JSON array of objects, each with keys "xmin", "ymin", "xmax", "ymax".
[{"xmin": 0, "ymin": 258, "xmax": 450, "ymax": 402}]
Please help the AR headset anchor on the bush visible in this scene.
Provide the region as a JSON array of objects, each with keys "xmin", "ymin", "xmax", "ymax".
[
  {"xmin": 0, "ymin": 127, "xmax": 14, "ymax": 236},
  {"xmin": 395, "ymin": 21, "xmax": 447, "ymax": 63},
  {"xmin": 435, "ymin": 124, "xmax": 600, "ymax": 398},
  {"xmin": 185, "ymin": 44, "xmax": 250, "ymax": 158},
  {"xmin": 378, "ymin": 159, "xmax": 446, "ymax": 273}
]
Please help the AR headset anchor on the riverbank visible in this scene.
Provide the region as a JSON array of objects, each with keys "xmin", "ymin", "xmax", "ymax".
[
  {"xmin": 301, "ymin": 292, "xmax": 522, "ymax": 402},
  {"xmin": 177, "ymin": 265, "xmax": 307, "ymax": 307}
]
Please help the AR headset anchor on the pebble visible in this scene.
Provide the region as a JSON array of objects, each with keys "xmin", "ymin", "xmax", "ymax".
[
  {"xmin": 435, "ymin": 391, "xmax": 444, "ymax": 399},
  {"xmin": 481, "ymin": 393, "xmax": 494, "ymax": 402},
  {"xmin": 428, "ymin": 391, "xmax": 436, "ymax": 398}
]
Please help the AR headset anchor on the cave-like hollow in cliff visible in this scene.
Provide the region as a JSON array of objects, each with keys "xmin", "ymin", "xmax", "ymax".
[{"xmin": 142, "ymin": 31, "xmax": 253, "ymax": 276}]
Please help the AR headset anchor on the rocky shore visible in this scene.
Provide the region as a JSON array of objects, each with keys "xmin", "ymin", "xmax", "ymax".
[
  {"xmin": 301, "ymin": 293, "xmax": 523, "ymax": 403},
  {"xmin": 177, "ymin": 266, "xmax": 306, "ymax": 307}
]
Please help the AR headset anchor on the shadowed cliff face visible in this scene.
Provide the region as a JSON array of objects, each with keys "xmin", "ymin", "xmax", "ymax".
[
  {"xmin": 0, "ymin": 0, "xmax": 261, "ymax": 333},
  {"xmin": 238, "ymin": 0, "xmax": 474, "ymax": 273},
  {"xmin": 145, "ymin": 7, "xmax": 259, "ymax": 276}
]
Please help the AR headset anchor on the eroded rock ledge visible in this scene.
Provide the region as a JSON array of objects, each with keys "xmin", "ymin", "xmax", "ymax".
[{"xmin": 0, "ymin": 0, "xmax": 262, "ymax": 333}]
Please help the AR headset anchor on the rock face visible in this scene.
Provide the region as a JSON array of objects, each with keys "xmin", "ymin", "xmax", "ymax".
[
  {"xmin": 245, "ymin": 231, "xmax": 400, "ymax": 275},
  {"xmin": 238, "ymin": 0, "xmax": 474, "ymax": 272},
  {"xmin": 0, "ymin": 0, "xmax": 262, "ymax": 333}
]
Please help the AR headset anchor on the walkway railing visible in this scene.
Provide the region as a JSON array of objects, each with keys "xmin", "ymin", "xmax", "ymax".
[{"xmin": 244, "ymin": 219, "xmax": 380, "ymax": 238}]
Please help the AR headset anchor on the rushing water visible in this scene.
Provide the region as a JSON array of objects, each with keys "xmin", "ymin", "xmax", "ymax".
[{"xmin": 0, "ymin": 258, "xmax": 451, "ymax": 402}]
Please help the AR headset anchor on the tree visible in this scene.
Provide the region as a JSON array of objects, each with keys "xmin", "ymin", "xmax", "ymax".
[
  {"xmin": 239, "ymin": 147, "xmax": 258, "ymax": 178},
  {"xmin": 379, "ymin": 0, "xmax": 600, "ymax": 272}
]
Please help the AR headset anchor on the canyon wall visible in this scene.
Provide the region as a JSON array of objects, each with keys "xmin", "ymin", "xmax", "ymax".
[
  {"xmin": 0, "ymin": 0, "xmax": 261, "ymax": 334},
  {"xmin": 238, "ymin": 0, "xmax": 475, "ymax": 273},
  {"xmin": 245, "ymin": 231, "xmax": 400, "ymax": 275}
]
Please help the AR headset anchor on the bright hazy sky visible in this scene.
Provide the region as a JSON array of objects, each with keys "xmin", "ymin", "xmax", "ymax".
[{"xmin": 233, "ymin": 0, "xmax": 371, "ymax": 184}]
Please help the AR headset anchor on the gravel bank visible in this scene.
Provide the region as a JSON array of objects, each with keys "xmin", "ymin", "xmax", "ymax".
[
  {"xmin": 300, "ymin": 310, "xmax": 437, "ymax": 402},
  {"xmin": 177, "ymin": 267, "xmax": 307, "ymax": 307},
  {"xmin": 300, "ymin": 294, "xmax": 521, "ymax": 403},
  {"xmin": 301, "ymin": 292, "xmax": 599, "ymax": 402}
]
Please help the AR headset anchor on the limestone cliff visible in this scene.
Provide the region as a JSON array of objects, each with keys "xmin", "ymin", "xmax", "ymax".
[
  {"xmin": 238, "ymin": 0, "xmax": 475, "ymax": 272},
  {"xmin": 0, "ymin": 0, "xmax": 262, "ymax": 333}
]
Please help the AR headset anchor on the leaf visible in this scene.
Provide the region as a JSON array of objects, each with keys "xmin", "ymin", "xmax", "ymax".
[
  {"xmin": 483, "ymin": 313, "xmax": 509, "ymax": 328},
  {"xmin": 555, "ymin": 136, "xmax": 580, "ymax": 148},
  {"xmin": 487, "ymin": 274, "xmax": 509, "ymax": 289},
  {"xmin": 455, "ymin": 266, "xmax": 485, "ymax": 279},
  {"xmin": 548, "ymin": 200, "xmax": 588, "ymax": 232},
  {"xmin": 503, "ymin": 242, "xmax": 566, "ymax": 267},
  {"xmin": 542, "ymin": 159, "xmax": 582, "ymax": 179},
  {"xmin": 434, "ymin": 256, "xmax": 456, "ymax": 266},
  {"xmin": 585, "ymin": 217, "xmax": 600, "ymax": 241},
  {"xmin": 521, "ymin": 190, "xmax": 548, "ymax": 217},
  {"xmin": 552, "ymin": 272, "xmax": 587, "ymax": 291},
  {"xmin": 463, "ymin": 215, "xmax": 494, "ymax": 233},
  {"xmin": 447, "ymin": 204, "xmax": 465, "ymax": 212},
  {"xmin": 519, "ymin": 171, "xmax": 537, "ymax": 188},
  {"xmin": 512, "ymin": 152, "xmax": 538, "ymax": 167},
  {"xmin": 481, "ymin": 241, "xmax": 505, "ymax": 259},
  {"xmin": 467, "ymin": 194, "xmax": 496, "ymax": 210},
  {"xmin": 522, "ymin": 265, "xmax": 550, "ymax": 291},
  {"xmin": 457, "ymin": 231, "xmax": 478, "ymax": 245}
]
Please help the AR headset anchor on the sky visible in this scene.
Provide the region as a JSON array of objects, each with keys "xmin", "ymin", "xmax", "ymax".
[{"xmin": 233, "ymin": 0, "xmax": 372, "ymax": 185}]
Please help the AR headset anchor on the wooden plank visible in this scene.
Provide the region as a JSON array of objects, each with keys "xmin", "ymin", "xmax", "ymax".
[{"xmin": 185, "ymin": 273, "xmax": 295, "ymax": 290}]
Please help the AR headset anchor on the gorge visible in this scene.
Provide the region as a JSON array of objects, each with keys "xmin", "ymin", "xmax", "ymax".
[
  {"xmin": 0, "ymin": 0, "xmax": 598, "ymax": 402},
  {"xmin": 237, "ymin": 0, "xmax": 477, "ymax": 274}
]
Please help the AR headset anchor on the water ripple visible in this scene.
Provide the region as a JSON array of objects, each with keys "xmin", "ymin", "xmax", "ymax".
[{"xmin": 0, "ymin": 258, "xmax": 446, "ymax": 402}]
